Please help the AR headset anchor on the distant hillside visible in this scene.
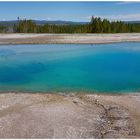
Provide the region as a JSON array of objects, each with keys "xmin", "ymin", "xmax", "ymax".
[
  {"xmin": 0, "ymin": 20, "xmax": 88, "ymax": 27},
  {"xmin": 33, "ymin": 20, "xmax": 88, "ymax": 25},
  {"xmin": 1, "ymin": 20, "xmax": 140, "ymax": 27},
  {"xmin": 123, "ymin": 21, "xmax": 140, "ymax": 24},
  {"xmin": 0, "ymin": 20, "xmax": 17, "ymax": 27}
]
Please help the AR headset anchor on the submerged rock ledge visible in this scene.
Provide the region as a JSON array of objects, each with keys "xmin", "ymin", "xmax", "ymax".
[{"xmin": 0, "ymin": 93, "xmax": 140, "ymax": 138}]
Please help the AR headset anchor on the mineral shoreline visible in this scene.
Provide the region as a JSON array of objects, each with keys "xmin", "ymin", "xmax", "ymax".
[
  {"xmin": 0, "ymin": 33, "xmax": 140, "ymax": 44},
  {"xmin": 0, "ymin": 92, "xmax": 140, "ymax": 138}
]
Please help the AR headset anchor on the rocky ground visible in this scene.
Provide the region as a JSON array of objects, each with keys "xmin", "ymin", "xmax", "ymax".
[
  {"xmin": 0, "ymin": 93, "xmax": 140, "ymax": 138},
  {"xmin": 0, "ymin": 33, "xmax": 140, "ymax": 44}
]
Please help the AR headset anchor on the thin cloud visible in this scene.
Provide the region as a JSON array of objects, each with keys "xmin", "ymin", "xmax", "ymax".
[{"xmin": 106, "ymin": 13, "xmax": 140, "ymax": 21}]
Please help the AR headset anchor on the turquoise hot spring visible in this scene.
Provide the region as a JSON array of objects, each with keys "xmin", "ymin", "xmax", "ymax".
[{"xmin": 0, "ymin": 42, "xmax": 140, "ymax": 93}]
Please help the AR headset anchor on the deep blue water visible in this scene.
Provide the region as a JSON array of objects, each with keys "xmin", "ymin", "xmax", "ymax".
[{"xmin": 0, "ymin": 42, "xmax": 140, "ymax": 93}]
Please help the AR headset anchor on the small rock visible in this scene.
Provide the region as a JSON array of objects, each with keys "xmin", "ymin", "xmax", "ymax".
[{"xmin": 73, "ymin": 99, "xmax": 78, "ymax": 104}]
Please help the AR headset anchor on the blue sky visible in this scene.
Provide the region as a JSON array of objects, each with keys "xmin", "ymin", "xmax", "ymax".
[{"xmin": 0, "ymin": 2, "xmax": 140, "ymax": 21}]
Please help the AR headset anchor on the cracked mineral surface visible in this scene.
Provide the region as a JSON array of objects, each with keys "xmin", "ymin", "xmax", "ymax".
[{"xmin": 0, "ymin": 93, "xmax": 139, "ymax": 138}]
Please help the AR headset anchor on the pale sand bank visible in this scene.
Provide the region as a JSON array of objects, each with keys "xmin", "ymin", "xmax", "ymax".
[
  {"xmin": 0, "ymin": 93, "xmax": 140, "ymax": 138},
  {"xmin": 0, "ymin": 33, "xmax": 140, "ymax": 44}
]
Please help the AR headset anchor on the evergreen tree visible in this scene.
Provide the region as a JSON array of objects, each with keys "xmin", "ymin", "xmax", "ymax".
[{"xmin": 4, "ymin": 16, "xmax": 140, "ymax": 33}]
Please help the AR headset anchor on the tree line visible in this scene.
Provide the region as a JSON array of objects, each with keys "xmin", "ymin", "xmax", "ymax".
[
  {"xmin": 0, "ymin": 25, "xmax": 6, "ymax": 33},
  {"xmin": 90, "ymin": 17, "xmax": 140, "ymax": 33},
  {"xmin": 1, "ymin": 16, "xmax": 140, "ymax": 33}
]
